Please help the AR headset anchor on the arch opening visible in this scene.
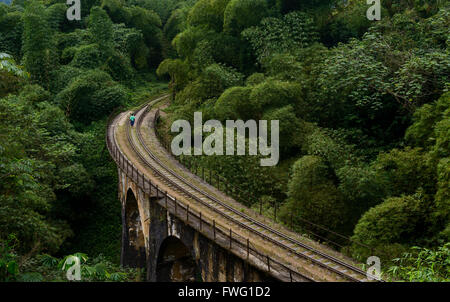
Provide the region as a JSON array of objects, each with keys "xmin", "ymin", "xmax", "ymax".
[
  {"xmin": 156, "ymin": 236, "xmax": 201, "ymax": 282},
  {"xmin": 121, "ymin": 188, "xmax": 146, "ymax": 269}
]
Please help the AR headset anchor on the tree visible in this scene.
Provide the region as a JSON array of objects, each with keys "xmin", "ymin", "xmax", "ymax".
[
  {"xmin": 242, "ymin": 11, "xmax": 318, "ymax": 64},
  {"xmin": 0, "ymin": 5, "xmax": 23, "ymax": 59},
  {"xmin": 54, "ymin": 69, "xmax": 128, "ymax": 124},
  {"xmin": 262, "ymin": 105, "xmax": 303, "ymax": 156},
  {"xmin": 223, "ymin": 0, "xmax": 269, "ymax": 36},
  {"xmin": 88, "ymin": 6, "xmax": 114, "ymax": 57},
  {"xmin": 125, "ymin": 5, "xmax": 163, "ymax": 67},
  {"xmin": 21, "ymin": 1, "xmax": 56, "ymax": 87},
  {"xmin": 156, "ymin": 58, "xmax": 190, "ymax": 98},
  {"xmin": 249, "ymin": 79, "xmax": 303, "ymax": 119},
  {"xmin": 214, "ymin": 86, "xmax": 253, "ymax": 120},
  {"xmin": 373, "ymin": 147, "xmax": 436, "ymax": 198},
  {"xmin": 0, "ymin": 52, "xmax": 28, "ymax": 97},
  {"xmin": 187, "ymin": 0, "xmax": 230, "ymax": 32},
  {"xmin": 351, "ymin": 192, "xmax": 435, "ymax": 261},
  {"xmin": 280, "ymin": 155, "xmax": 348, "ymax": 234}
]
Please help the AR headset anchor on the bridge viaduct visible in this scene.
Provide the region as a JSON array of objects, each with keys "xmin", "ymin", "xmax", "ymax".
[{"xmin": 106, "ymin": 95, "xmax": 374, "ymax": 282}]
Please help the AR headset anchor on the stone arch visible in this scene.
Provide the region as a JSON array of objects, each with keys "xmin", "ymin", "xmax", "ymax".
[
  {"xmin": 121, "ymin": 188, "xmax": 146, "ymax": 268},
  {"xmin": 156, "ymin": 236, "xmax": 202, "ymax": 282}
]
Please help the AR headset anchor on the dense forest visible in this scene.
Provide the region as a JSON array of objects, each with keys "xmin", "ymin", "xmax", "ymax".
[{"xmin": 0, "ymin": 0, "xmax": 449, "ymax": 282}]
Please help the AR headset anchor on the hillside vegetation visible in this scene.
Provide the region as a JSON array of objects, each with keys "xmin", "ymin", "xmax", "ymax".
[
  {"xmin": 156, "ymin": 0, "xmax": 449, "ymax": 281},
  {"xmin": 0, "ymin": 0, "xmax": 170, "ymax": 281},
  {"xmin": 0, "ymin": 0, "xmax": 448, "ymax": 282}
]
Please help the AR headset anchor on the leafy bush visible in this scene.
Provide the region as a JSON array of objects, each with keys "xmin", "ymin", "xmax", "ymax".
[
  {"xmin": 0, "ymin": 9, "xmax": 23, "ymax": 58},
  {"xmin": 187, "ymin": 0, "xmax": 230, "ymax": 32},
  {"xmin": 70, "ymin": 44, "xmax": 103, "ymax": 69},
  {"xmin": 21, "ymin": 1, "xmax": 57, "ymax": 87},
  {"xmin": 223, "ymin": 0, "xmax": 268, "ymax": 35},
  {"xmin": 201, "ymin": 63, "xmax": 243, "ymax": 97},
  {"xmin": 351, "ymin": 193, "xmax": 433, "ymax": 260},
  {"xmin": 388, "ymin": 243, "xmax": 450, "ymax": 282},
  {"xmin": 55, "ymin": 69, "xmax": 128, "ymax": 124},
  {"xmin": 214, "ymin": 86, "xmax": 252, "ymax": 120},
  {"xmin": 249, "ymin": 79, "xmax": 303, "ymax": 118},
  {"xmin": 0, "ymin": 234, "xmax": 19, "ymax": 282},
  {"xmin": 242, "ymin": 11, "xmax": 318, "ymax": 64},
  {"xmin": 373, "ymin": 147, "xmax": 436, "ymax": 197},
  {"xmin": 280, "ymin": 155, "xmax": 348, "ymax": 233}
]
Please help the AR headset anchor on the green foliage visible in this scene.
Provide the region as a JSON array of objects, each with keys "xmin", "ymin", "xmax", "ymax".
[
  {"xmin": 172, "ymin": 26, "xmax": 214, "ymax": 62},
  {"xmin": 249, "ymin": 79, "xmax": 303, "ymax": 118},
  {"xmin": 103, "ymin": 51, "xmax": 133, "ymax": 81},
  {"xmin": 417, "ymin": 93, "xmax": 450, "ymax": 158},
  {"xmin": 245, "ymin": 73, "xmax": 264, "ymax": 86},
  {"xmin": 88, "ymin": 6, "xmax": 114, "ymax": 51},
  {"xmin": 242, "ymin": 11, "xmax": 318, "ymax": 64},
  {"xmin": 156, "ymin": 58, "xmax": 190, "ymax": 95},
  {"xmin": 188, "ymin": 151, "xmax": 274, "ymax": 202},
  {"xmin": 55, "ymin": 69, "xmax": 129, "ymax": 124},
  {"xmin": 223, "ymin": 0, "xmax": 269, "ymax": 36},
  {"xmin": 112, "ymin": 23, "xmax": 147, "ymax": 69},
  {"xmin": 0, "ymin": 0, "xmax": 172, "ymax": 279},
  {"xmin": 193, "ymin": 32, "xmax": 241, "ymax": 68},
  {"xmin": 320, "ymin": 0, "xmax": 373, "ymax": 46},
  {"xmin": 164, "ymin": 4, "xmax": 192, "ymax": 43},
  {"xmin": 14, "ymin": 252, "xmax": 136, "ymax": 282},
  {"xmin": 262, "ymin": 105, "xmax": 302, "ymax": 155},
  {"xmin": 314, "ymin": 36, "xmax": 391, "ymax": 124},
  {"xmin": 49, "ymin": 65, "xmax": 83, "ymax": 93},
  {"xmin": 46, "ymin": 2, "xmax": 67, "ymax": 32},
  {"xmin": 373, "ymin": 147, "xmax": 436, "ymax": 197},
  {"xmin": 188, "ymin": 0, "xmax": 230, "ymax": 32},
  {"xmin": 280, "ymin": 155, "xmax": 348, "ymax": 233},
  {"xmin": 351, "ymin": 193, "xmax": 433, "ymax": 260},
  {"xmin": 392, "ymin": 51, "xmax": 449, "ymax": 107},
  {"xmin": 159, "ymin": 3, "xmax": 449, "ymax": 270},
  {"xmin": 130, "ymin": 0, "xmax": 186, "ymax": 23},
  {"xmin": 125, "ymin": 5, "xmax": 163, "ymax": 67},
  {"xmin": 1, "ymin": 0, "xmax": 448, "ymax": 281},
  {"xmin": 388, "ymin": 243, "xmax": 450, "ymax": 282},
  {"xmin": 70, "ymin": 44, "xmax": 103, "ymax": 69},
  {"xmin": 101, "ymin": 0, "xmax": 130, "ymax": 23},
  {"xmin": 21, "ymin": 1, "xmax": 56, "ymax": 87},
  {"xmin": 0, "ymin": 92, "xmax": 75, "ymax": 254},
  {"xmin": 0, "ymin": 234, "xmax": 19, "ymax": 282},
  {"xmin": 201, "ymin": 63, "xmax": 243, "ymax": 96},
  {"xmin": 0, "ymin": 8, "xmax": 23, "ymax": 58},
  {"xmin": 336, "ymin": 163, "xmax": 386, "ymax": 218},
  {"xmin": 214, "ymin": 86, "xmax": 252, "ymax": 120},
  {"xmin": 0, "ymin": 52, "xmax": 28, "ymax": 97}
]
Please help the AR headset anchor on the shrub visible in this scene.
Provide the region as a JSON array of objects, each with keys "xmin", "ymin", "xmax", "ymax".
[
  {"xmin": 373, "ymin": 147, "xmax": 436, "ymax": 197},
  {"xmin": 351, "ymin": 193, "xmax": 433, "ymax": 260},
  {"xmin": 280, "ymin": 155, "xmax": 348, "ymax": 233},
  {"xmin": 55, "ymin": 69, "xmax": 128, "ymax": 124},
  {"xmin": 214, "ymin": 86, "xmax": 252, "ymax": 120},
  {"xmin": 388, "ymin": 243, "xmax": 450, "ymax": 282},
  {"xmin": 70, "ymin": 44, "xmax": 103, "ymax": 69},
  {"xmin": 249, "ymin": 79, "xmax": 303, "ymax": 118}
]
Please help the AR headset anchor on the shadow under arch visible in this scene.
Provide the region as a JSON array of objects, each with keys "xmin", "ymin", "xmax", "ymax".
[
  {"xmin": 121, "ymin": 188, "xmax": 146, "ymax": 269},
  {"xmin": 156, "ymin": 236, "xmax": 202, "ymax": 282}
]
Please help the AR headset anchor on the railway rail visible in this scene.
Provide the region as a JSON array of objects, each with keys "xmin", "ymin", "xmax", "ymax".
[{"xmin": 107, "ymin": 95, "xmax": 383, "ymax": 282}]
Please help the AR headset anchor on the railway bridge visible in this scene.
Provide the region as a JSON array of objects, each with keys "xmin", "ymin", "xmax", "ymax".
[{"xmin": 106, "ymin": 95, "xmax": 375, "ymax": 282}]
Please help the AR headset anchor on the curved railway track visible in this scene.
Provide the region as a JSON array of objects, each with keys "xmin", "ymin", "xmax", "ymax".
[{"xmin": 110, "ymin": 95, "xmax": 381, "ymax": 282}]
